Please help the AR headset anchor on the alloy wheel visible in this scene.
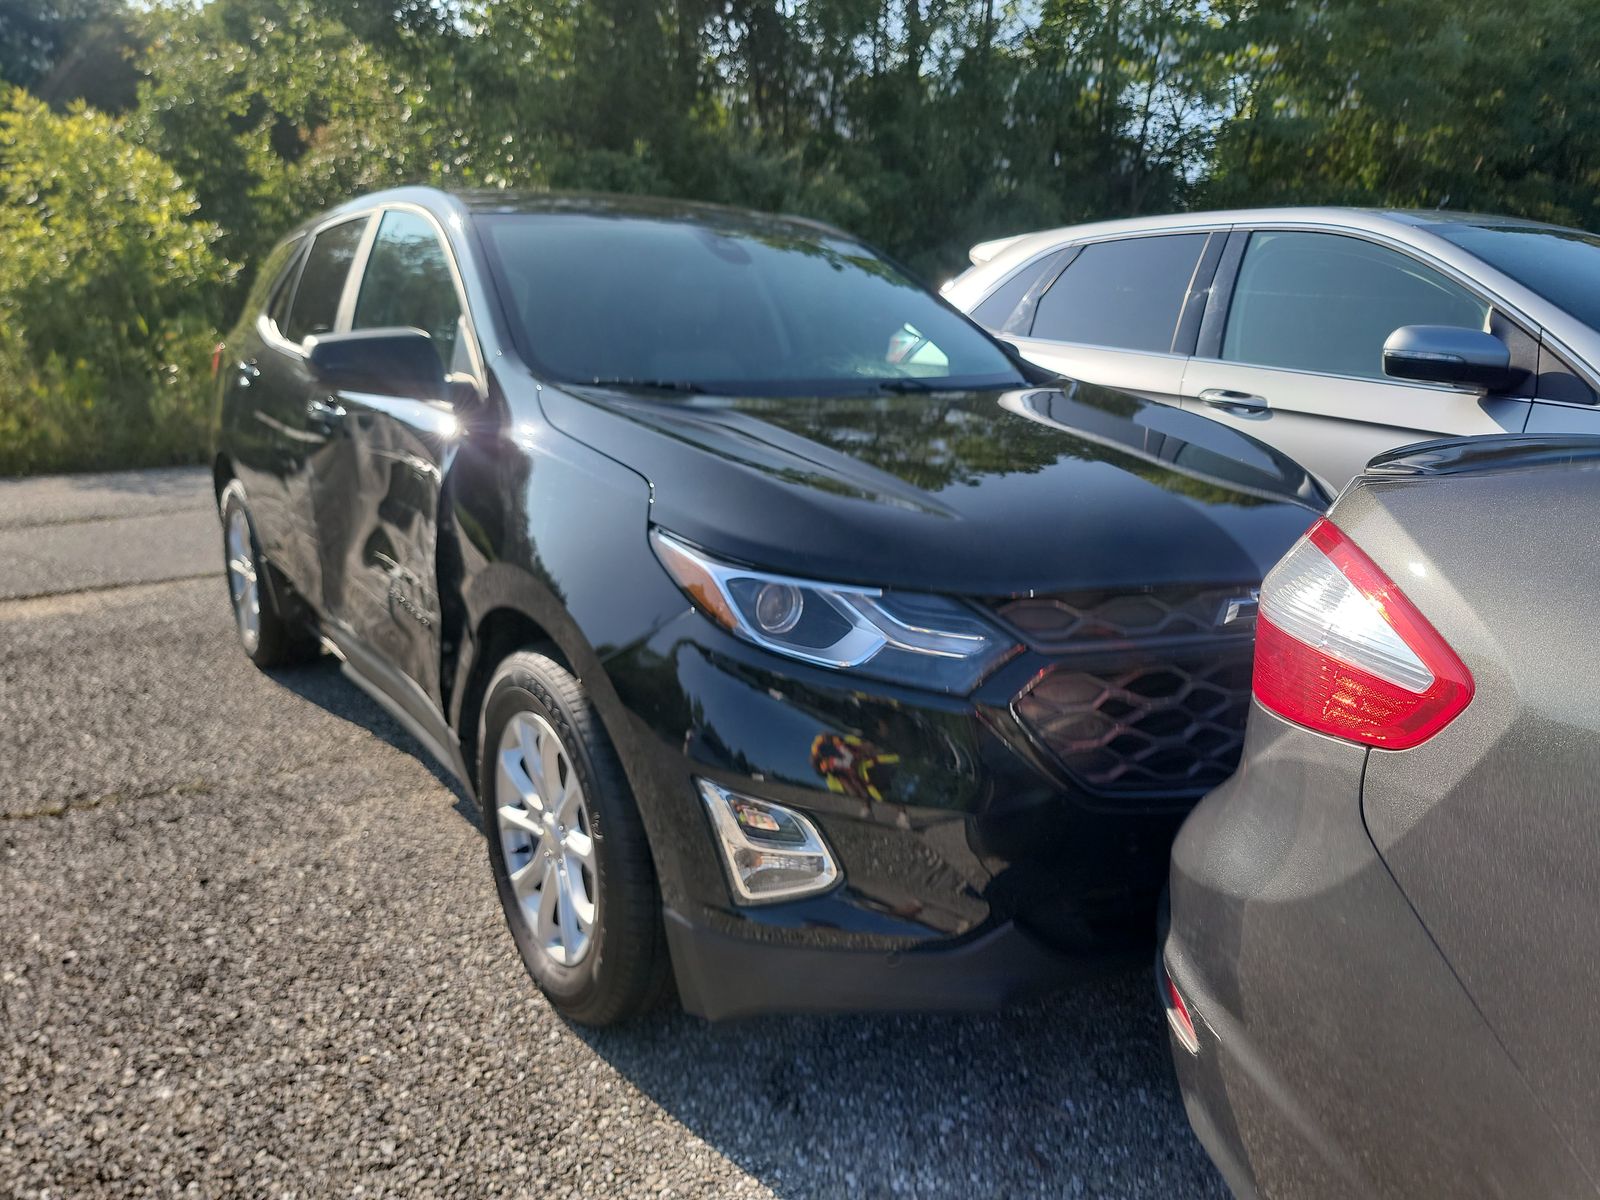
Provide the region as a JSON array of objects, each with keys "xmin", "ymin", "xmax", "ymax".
[
  {"xmin": 225, "ymin": 505, "xmax": 261, "ymax": 653},
  {"xmin": 495, "ymin": 711, "xmax": 598, "ymax": 967}
]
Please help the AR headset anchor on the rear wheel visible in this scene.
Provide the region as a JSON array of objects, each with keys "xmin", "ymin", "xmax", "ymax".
[
  {"xmin": 481, "ymin": 651, "xmax": 670, "ymax": 1026},
  {"xmin": 219, "ymin": 480, "xmax": 317, "ymax": 668}
]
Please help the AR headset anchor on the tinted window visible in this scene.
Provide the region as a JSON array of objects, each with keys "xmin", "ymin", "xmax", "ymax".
[
  {"xmin": 243, "ymin": 235, "xmax": 302, "ymax": 334},
  {"xmin": 352, "ymin": 211, "xmax": 462, "ymax": 367},
  {"xmin": 1434, "ymin": 223, "xmax": 1600, "ymax": 332},
  {"xmin": 970, "ymin": 255, "xmax": 1054, "ymax": 330},
  {"xmin": 267, "ymin": 244, "xmax": 303, "ymax": 334},
  {"xmin": 1029, "ymin": 234, "xmax": 1206, "ymax": 352},
  {"xmin": 477, "ymin": 213, "xmax": 1024, "ymax": 394},
  {"xmin": 1223, "ymin": 231, "xmax": 1488, "ymax": 380},
  {"xmin": 284, "ymin": 217, "xmax": 368, "ymax": 344}
]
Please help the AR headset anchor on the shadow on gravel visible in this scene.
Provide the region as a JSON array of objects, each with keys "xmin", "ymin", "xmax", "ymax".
[
  {"xmin": 572, "ymin": 974, "xmax": 1224, "ymax": 1200},
  {"xmin": 265, "ymin": 656, "xmax": 478, "ymax": 826},
  {"xmin": 257, "ymin": 655, "xmax": 1220, "ymax": 1198}
]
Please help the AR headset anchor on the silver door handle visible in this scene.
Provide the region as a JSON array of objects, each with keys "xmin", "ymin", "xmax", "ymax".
[{"xmin": 1198, "ymin": 388, "xmax": 1267, "ymax": 413}]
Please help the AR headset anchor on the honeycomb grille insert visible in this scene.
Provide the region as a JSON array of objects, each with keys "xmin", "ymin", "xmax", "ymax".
[
  {"xmin": 999, "ymin": 589, "xmax": 1250, "ymax": 651},
  {"xmin": 998, "ymin": 589, "xmax": 1258, "ymax": 798}
]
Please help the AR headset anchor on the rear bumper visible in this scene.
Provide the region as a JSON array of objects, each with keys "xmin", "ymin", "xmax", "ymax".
[
  {"xmin": 665, "ymin": 906, "xmax": 1117, "ymax": 1021},
  {"xmin": 1163, "ymin": 705, "xmax": 1590, "ymax": 1199}
]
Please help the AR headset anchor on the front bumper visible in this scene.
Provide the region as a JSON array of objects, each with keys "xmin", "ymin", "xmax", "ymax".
[
  {"xmin": 665, "ymin": 908, "xmax": 1112, "ymax": 1020},
  {"xmin": 1162, "ymin": 705, "xmax": 1590, "ymax": 1199},
  {"xmin": 600, "ymin": 613, "xmax": 1198, "ymax": 1017}
]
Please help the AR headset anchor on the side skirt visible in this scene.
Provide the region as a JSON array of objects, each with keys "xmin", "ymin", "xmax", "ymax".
[{"xmin": 320, "ymin": 630, "xmax": 476, "ymax": 799}]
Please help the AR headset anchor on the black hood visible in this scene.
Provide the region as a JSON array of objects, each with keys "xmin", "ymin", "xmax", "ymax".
[{"xmin": 540, "ymin": 380, "xmax": 1324, "ymax": 596}]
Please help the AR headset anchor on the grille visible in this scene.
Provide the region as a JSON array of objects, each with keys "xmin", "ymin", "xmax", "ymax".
[
  {"xmin": 1000, "ymin": 590, "xmax": 1251, "ymax": 651},
  {"xmin": 998, "ymin": 590, "xmax": 1257, "ymax": 798}
]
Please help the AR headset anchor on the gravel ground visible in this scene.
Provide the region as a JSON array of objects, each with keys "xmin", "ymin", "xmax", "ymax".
[
  {"xmin": 0, "ymin": 469, "xmax": 1226, "ymax": 1199},
  {"xmin": 0, "ymin": 468, "xmax": 216, "ymax": 600}
]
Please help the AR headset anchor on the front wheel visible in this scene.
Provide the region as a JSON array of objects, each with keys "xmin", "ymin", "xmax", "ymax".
[{"xmin": 480, "ymin": 651, "xmax": 670, "ymax": 1026}]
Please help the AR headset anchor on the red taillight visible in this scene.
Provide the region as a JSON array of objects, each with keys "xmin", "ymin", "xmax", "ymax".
[
  {"xmin": 1162, "ymin": 966, "xmax": 1199, "ymax": 1054},
  {"xmin": 1253, "ymin": 517, "xmax": 1472, "ymax": 750},
  {"xmin": 211, "ymin": 342, "xmax": 225, "ymax": 379}
]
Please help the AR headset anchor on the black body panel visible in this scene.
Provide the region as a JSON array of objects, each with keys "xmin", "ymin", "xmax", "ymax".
[
  {"xmin": 540, "ymin": 380, "xmax": 1322, "ymax": 595},
  {"xmin": 218, "ymin": 186, "xmax": 1324, "ymax": 1018}
]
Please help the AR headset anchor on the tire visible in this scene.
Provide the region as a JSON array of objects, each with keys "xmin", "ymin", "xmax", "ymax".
[
  {"xmin": 218, "ymin": 480, "xmax": 318, "ymax": 668},
  {"xmin": 480, "ymin": 650, "xmax": 670, "ymax": 1026}
]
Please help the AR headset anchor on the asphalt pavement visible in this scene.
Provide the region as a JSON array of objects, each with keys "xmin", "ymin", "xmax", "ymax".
[{"xmin": 0, "ymin": 466, "xmax": 1226, "ymax": 1198}]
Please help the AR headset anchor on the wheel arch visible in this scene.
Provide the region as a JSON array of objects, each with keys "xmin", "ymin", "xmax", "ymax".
[
  {"xmin": 455, "ymin": 604, "xmax": 574, "ymax": 791},
  {"xmin": 213, "ymin": 453, "xmax": 235, "ymax": 503}
]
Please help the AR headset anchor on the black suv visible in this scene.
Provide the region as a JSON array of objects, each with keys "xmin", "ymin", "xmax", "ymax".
[{"xmin": 214, "ymin": 188, "xmax": 1323, "ymax": 1025}]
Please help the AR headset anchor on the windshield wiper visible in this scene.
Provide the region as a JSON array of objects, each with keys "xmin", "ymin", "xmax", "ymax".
[
  {"xmin": 872, "ymin": 376, "xmax": 937, "ymax": 393},
  {"xmin": 587, "ymin": 377, "xmax": 708, "ymax": 394}
]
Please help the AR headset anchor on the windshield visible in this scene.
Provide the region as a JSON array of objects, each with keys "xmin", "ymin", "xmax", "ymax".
[
  {"xmin": 477, "ymin": 212, "xmax": 1025, "ymax": 395},
  {"xmin": 1434, "ymin": 222, "xmax": 1600, "ymax": 331}
]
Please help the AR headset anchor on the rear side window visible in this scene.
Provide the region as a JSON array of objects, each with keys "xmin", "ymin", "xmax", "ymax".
[
  {"xmin": 243, "ymin": 235, "xmax": 302, "ymax": 334},
  {"xmin": 352, "ymin": 210, "xmax": 463, "ymax": 367},
  {"xmin": 1028, "ymin": 234, "xmax": 1207, "ymax": 352},
  {"xmin": 283, "ymin": 217, "xmax": 368, "ymax": 344},
  {"xmin": 970, "ymin": 255, "xmax": 1057, "ymax": 330},
  {"xmin": 266, "ymin": 244, "xmax": 304, "ymax": 334},
  {"xmin": 1222, "ymin": 231, "xmax": 1488, "ymax": 380}
]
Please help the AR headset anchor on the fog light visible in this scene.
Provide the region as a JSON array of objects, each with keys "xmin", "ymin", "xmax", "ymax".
[{"xmin": 696, "ymin": 779, "xmax": 840, "ymax": 904}]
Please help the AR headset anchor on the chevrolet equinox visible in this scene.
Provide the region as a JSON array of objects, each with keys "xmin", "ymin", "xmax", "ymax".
[{"xmin": 214, "ymin": 188, "xmax": 1324, "ymax": 1025}]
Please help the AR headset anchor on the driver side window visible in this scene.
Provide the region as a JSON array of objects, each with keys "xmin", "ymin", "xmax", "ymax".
[
  {"xmin": 351, "ymin": 210, "xmax": 464, "ymax": 370},
  {"xmin": 1222, "ymin": 232, "xmax": 1489, "ymax": 381}
]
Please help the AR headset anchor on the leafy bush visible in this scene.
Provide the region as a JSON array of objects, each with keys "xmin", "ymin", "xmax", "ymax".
[
  {"xmin": 134, "ymin": 0, "xmax": 435, "ymax": 275},
  {"xmin": 0, "ymin": 88, "xmax": 233, "ymax": 475}
]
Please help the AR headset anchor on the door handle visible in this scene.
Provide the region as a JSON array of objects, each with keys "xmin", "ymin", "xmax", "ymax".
[
  {"xmin": 307, "ymin": 397, "xmax": 346, "ymax": 433},
  {"xmin": 236, "ymin": 359, "xmax": 260, "ymax": 388},
  {"xmin": 1198, "ymin": 388, "xmax": 1267, "ymax": 414}
]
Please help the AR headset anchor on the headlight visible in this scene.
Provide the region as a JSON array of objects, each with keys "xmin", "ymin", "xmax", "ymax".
[{"xmin": 650, "ymin": 529, "xmax": 1017, "ymax": 693}]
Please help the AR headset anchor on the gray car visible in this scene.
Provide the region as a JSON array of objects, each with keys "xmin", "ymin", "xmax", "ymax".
[
  {"xmin": 1159, "ymin": 433, "xmax": 1600, "ymax": 1198},
  {"xmin": 944, "ymin": 208, "xmax": 1600, "ymax": 489}
]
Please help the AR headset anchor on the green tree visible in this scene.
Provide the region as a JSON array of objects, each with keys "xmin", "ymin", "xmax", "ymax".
[
  {"xmin": 133, "ymin": 0, "xmax": 435, "ymax": 278},
  {"xmin": 0, "ymin": 0, "xmax": 139, "ymax": 112},
  {"xmin": 1206, "ymin": 0, "xmax": 1600, "ymax": 228},
  {"xmin": 0, "ymin": 88, "xmax": 234, "ymax": 474}
]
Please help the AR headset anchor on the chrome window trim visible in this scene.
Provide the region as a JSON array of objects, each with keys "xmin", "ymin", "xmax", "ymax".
[{"xmin": 1006, "ymin": 335, "xmax": 1192, "ymax": 365}]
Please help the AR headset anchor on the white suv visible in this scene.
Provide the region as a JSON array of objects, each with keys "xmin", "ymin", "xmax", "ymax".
[{"xmin": 945, "ymin": 207, "xmax": 1600, "ymax": 489}]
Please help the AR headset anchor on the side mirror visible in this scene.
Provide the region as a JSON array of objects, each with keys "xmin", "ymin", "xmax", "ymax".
[
  {"xmin": 306, "ymin": 328, "xmax": 445, "ymax": 400},
  {"xmin": 1382, "ymin": 325, "xmax": 1515, "ymax": 391}
]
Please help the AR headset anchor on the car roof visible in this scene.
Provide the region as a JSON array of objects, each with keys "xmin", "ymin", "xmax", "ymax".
[
  {"xmin": 972, "ymin": 206, "xmax": 1583, "ymax": 266},
  {"xmin": 315, "ymin": 184, "xmax": 854, "ymax": 244}
]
